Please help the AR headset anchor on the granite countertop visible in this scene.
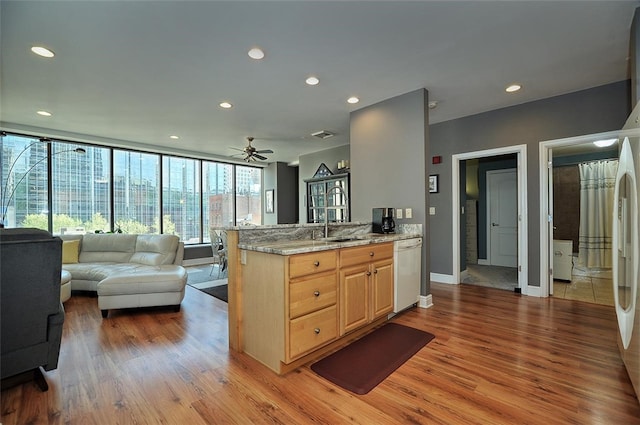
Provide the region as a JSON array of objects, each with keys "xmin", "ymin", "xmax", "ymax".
[{"xmin": 238, "ymin": 233, "xmax": 422, "ymax": 255}]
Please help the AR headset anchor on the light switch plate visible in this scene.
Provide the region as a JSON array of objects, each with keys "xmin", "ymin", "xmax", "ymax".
[
  {"xmin": 405, "ymin": 208, "xmax": 412, "ymax": 219},
  {"xmin": 241, "ymin": 250, "xmax": 247, "ymax": 265},
  {"xmin": 429, "ymin": 207, "xmax": 436, "ymax": 215},
  {"xmin": 396, "ymin": 208, "xmax": 403, "ymax": 219}
]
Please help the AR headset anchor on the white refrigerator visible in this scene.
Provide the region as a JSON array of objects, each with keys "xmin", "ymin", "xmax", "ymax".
[{"xmin": 613, "ymin": 103, "xmax": 640, "ymax": 402}]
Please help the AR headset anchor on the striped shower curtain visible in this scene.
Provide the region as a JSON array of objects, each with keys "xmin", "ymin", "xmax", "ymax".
[{"xmin": 578, "ymin": 159, "xmax": 618, "ymax": 269}]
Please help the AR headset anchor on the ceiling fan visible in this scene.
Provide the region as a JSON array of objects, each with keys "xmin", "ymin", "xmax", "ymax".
[{"xmin": 230, "ymin": 137, "xmax": 274, "ymax": 162}]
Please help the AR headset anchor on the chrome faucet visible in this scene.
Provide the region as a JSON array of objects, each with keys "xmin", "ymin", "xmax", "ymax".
[{"xmin": 324, "ymin": 185, "xmax": 349, "ymax": 238}]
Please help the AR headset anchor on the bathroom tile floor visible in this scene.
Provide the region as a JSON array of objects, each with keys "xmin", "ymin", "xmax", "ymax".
[{"xmin": 552, "ymin": 266, "xmax": 613, "ymax": 306}]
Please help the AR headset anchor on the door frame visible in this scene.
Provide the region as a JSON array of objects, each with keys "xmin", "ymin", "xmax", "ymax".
[
  {"xmin": 452, "ymin": 145, "xmax": 528, "ymax": 293},
  {"xmin": 486, "ymin": 168, "xmax": 518, "ymax": 267},
  {"xmin": 538, "ymin": 129, "xmax": 632, "ymax": 297}
]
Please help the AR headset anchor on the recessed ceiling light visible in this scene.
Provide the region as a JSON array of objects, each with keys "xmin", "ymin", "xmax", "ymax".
[
  {"xmin": 31, "ymin": 46, "xmax": 55, "ymax": 58},
  {"xmin": 593, "ymin": 138, "xmax": 617, "ymax": 147},
  {"xmin": 505, "ymin": 84, "xmax": 522, "ymax": 93},
  {"xmin": 169, "ymin": 135, "xmax": 180, "ymax": 140},
  {"xmin": 347, "ymin": 96, "xmax": 360, "ymax": 104},
  {"xmin": 37, "ymin": 110, "xmax": 52, "ymax": 117},
  {"xmin": 305, "ymin": 76, "xmax": 320, "ymax": 86},
  {"xmin": 248, "ymin": 48, "xmax": 265, "ymax": 60},
  {"xmin": 219, "ymin": 102, "xmax": 233, "ymax": 109}
]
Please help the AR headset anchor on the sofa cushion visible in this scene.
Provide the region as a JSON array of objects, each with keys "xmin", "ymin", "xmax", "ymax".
[
  {"xmin": 62, "ymin": 240, "xmax": 80, "ymax": 264},
  {"xmin": 130, "ymin": 234, "xmax": 179, "ymax": 266},
  {"xmin": 97, "ymin": 265, "xmax": 187, "ymax": 295},
  {"xmin": 79, "ymin": 234, "xmax": 137, "ymax": 263},
  {"xmin": 61, "ymin": 263, "xmax": 116, "ymax": 283}
]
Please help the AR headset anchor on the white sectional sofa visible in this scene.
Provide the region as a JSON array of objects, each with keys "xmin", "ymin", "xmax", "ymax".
[{"xmin": 60, "ymin": 233, "xmax": 187, "ymax": 318}]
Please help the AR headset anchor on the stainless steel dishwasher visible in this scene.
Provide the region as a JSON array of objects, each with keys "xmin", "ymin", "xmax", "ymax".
[{"xmin": 393, "ymin": 237, "xmax": 422, "ymax": 313}]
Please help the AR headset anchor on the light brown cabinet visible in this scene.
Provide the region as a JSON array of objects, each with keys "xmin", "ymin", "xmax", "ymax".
[
  {"xmin": 286, "ymin": 250, "xmax": 338, "ymax": 362},
  {"xmin": 339, "ymin": 243, "xmax": 394, "ymax": 335},
  {"xmin": 241, "ymin": 242, "xmax": 392, "ymax": 374}
]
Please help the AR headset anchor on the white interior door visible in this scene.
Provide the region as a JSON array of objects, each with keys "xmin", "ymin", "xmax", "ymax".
[{"xmin": 488, "ymin": 169, "xmax": 518, "ymax": 267}]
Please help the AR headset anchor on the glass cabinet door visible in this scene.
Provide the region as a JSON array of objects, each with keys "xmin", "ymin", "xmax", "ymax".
[{"xmin": 306, "ymin": 175, "xmax": 349, "ymax": 223}]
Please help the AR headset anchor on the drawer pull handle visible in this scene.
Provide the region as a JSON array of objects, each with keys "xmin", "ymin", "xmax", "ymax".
[
  {"xmin": 314, "ymin": 290, "xmax": 320, "ymax": 297},
  {"xmin": 373, "ymin": 269, "xmax": 378, "ymax": 274},
  {"xmin": 314, "ymin": 261, "xmax": 320, "ymax": 267},
  {"xmin": 314, "ymin": 328, "xmax": 321, "ymax": 334},
  {"xmin": 366, "ymin": 271, "xmax": 371, "ymax": 276},
  {"xmin": 369, "ymin": 252, "xmax": 374, "ymax": 257}
]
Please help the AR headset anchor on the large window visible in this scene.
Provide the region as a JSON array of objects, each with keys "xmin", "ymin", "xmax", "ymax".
[
  {"xmin": 235, "ymin": 165, "xmax": 262, "ymax": 225},
  {"xmin": 52, "ymin": 142, "xmax": 111, "ymax": 234},
  {"xmin": 203, "ymin": 161, "xmax": 233, "ymax": 241},
  {"xmin": 1, "ymin": 132, "xmax": 263, "ymax": 243},
  {"xmin": 162, "ymin": 156, "xmax": 200, "ymax": 243},
  {"xmin": 1, "ymin": 134, "xmax": 48, "ymax": 229},
  {"xmin": 113, "ymin": 150, "xmax": 160, "ymax": 234}
]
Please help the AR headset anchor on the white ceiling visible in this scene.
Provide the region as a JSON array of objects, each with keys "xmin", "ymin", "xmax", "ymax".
[{"xmin": 1, "ymin": 1, "xmax": 638, "ymax": 165}]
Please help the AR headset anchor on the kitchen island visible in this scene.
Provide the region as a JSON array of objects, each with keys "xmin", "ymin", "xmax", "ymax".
[{"xmin": 224, "ymin": 223, "xmax": 421, "ymax": 374}]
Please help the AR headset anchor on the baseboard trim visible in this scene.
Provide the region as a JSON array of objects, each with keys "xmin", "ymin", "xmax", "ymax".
[
  {"xmin": 183, "ymin": 257, "xmax": 214, "ymax": 267},
  {"xmin": 430, "ymin": 272, "xmax": 457, "ymax": 284},
  {"xmin": 524, "ymin": 285, "xmax": 542, "ymax": 297},
  {"xmin": 418, "ymin": 294, "xmax": 433, "ymax": 309}
]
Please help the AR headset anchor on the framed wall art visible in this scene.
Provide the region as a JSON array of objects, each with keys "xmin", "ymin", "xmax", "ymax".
[
  {"xmin": 265, "ymin": 189, "xmax": 274, "ymax": 213},
  {"xmin": 429, "ymin": 174, "xmax": 439, "ymax": 193}
]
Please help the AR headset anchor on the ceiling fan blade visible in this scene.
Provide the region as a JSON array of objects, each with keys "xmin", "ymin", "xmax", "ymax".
[
  {"xmin": 255, "ymin": 149, "xmax": 274, "ymax": 154},
  {"xmin": 229, "ymin": 147, "xmax": 247, "ymax": 152},
  {"xmin": 253, "ymin": 154, "xmax": 268, "ymax": 161}
]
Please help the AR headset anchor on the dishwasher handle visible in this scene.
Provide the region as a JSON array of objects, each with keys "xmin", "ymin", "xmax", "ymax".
[{"xmin": 395, "ymin": 238, "xmax": 423, "ymax": 250}]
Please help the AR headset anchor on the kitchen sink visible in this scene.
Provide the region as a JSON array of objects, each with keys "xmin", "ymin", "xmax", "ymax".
[{"xmin": 322, "ymin": 237, "xmax": 358, "ymax": 242}]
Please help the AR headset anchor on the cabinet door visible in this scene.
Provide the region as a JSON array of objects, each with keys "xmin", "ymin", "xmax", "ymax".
[
  {"xmin": 339, "ymin": 264, "xmax": 369, "ymax": 335},
  {"xmin": 371, "ymin": 258, "xmax": 394, "ymax": 319}
]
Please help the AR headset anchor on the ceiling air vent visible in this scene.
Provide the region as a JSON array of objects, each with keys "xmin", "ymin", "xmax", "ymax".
[{"xmin": 311, "ymin": 130, "xmax": 334, "ymax": 140}]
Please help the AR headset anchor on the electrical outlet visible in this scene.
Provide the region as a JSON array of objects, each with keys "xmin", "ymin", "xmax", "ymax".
[
  {"xmin": 405, "ymin": 208, "xmax": 412, "ymax": 219},
  {"xmin": 396, "ymin": 208, "xmax": 403, "ymax": 219},
  {"xmin": 241, "ymin": 250, "xmax": 247, "ymax": 265},
  {"xmin": 429, "ymin": 207, "xmax": 436, "ymax": 215}
]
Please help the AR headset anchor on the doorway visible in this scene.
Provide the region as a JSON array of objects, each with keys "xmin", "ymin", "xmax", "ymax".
[
  {"xmin": 539, "ymin": 130, "xmax": 626, "ymax": 301},
  {"xmin": 452, "ymin": 145, "xmax": 528, "ymax": 293}
]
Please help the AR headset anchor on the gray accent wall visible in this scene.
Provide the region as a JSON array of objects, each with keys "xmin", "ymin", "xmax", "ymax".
[
  {"xmin": 298, "ymin": 145, "xmax": 350, "ymax": 223},
  {"xmin": 350, "ymin": 88, "xmax": 430, "ymax": 295},
  {"xmin": 429, "ymin": 80, "xmax": 631, "ymax": 287},
  {"xmin": 263, "ymin": 162, "xmax": 299, "ymax": 225}
]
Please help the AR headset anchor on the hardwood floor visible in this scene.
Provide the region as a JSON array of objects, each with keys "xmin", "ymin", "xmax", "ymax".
[{"xmin": 2, "ymin": 283, "xmax": 640, "ymax": 424}]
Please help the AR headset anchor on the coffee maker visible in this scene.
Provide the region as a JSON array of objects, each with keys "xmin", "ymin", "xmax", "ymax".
[{"xmin": 372, "ymin": 208, "xmax": 395, "ymax": 234}]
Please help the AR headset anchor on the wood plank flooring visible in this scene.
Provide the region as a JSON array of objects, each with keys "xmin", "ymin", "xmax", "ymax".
[{"xmin": 2, "ymin": 283, "xmax": 640, "ymax": 424}]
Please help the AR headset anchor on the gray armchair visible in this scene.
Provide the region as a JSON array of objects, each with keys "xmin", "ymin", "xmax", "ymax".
[{"xmin": 1, "ymin": 228, "xmax": 65, "ymax": 391}]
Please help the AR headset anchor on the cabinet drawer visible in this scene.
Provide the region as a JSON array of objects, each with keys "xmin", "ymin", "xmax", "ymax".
[
  {"xmin": 289, "ymin": 250, "xmax": 337, "ymax": 279},
  {"xmin": 288, "ymin": 305, "xmax": 338, "ymax": 360},
  {"xmin": 339, "ymin": 242, "xmax": 393, "ymax": 268},
  {"xmin": 289, "ymin": 272, "xmax": 337, "ymax": 319}
]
